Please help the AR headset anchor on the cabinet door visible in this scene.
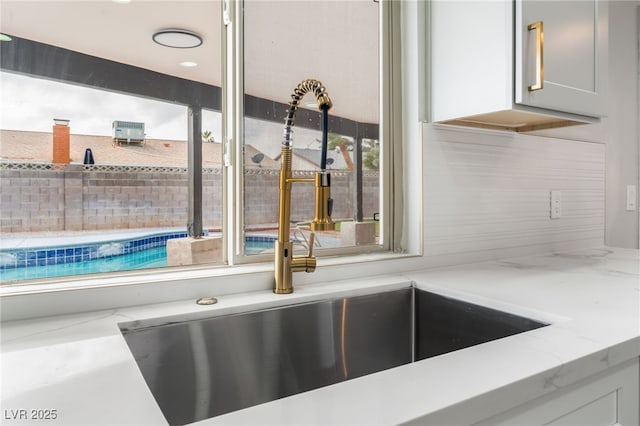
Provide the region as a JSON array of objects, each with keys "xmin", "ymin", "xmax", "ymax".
[
  {"xmin": 515, "ymin": 0, "xmax": 607, "ymax": 117},
  {"xmin": 475, "ymin": 358, "xmax": 640, "ymax": 425}
]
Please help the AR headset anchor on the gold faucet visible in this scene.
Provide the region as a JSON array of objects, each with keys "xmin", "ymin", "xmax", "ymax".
[{"xmin": 274, "ymin": 79, "xmax": 334, "ymax": 294}]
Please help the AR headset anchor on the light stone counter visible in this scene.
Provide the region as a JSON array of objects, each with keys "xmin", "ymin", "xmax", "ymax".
[{"xmin": 1, "ymin": 247, "xmax": 638, "ymax": 425}]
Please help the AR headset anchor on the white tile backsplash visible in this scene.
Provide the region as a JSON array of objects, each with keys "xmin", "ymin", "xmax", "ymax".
[{"xmin": 423, "ymin": 124, "xmax": 604, "ymax": 259}]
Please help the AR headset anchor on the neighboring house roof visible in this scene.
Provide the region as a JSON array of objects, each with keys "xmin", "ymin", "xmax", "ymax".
[{"xmin": 0, "ymin": 130, "xmax": 276, "ymax": 168}]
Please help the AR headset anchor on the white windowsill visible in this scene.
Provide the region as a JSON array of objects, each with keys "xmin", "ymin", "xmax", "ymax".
[{"xmin": 0, "ymin": 251, "xmax": 421, "ymax": 321}]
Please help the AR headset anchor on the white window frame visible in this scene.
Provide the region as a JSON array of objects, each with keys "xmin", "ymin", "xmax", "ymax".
[{"xmin": 223, "ymin": 0, "xmax": 399, "ymax": 265}]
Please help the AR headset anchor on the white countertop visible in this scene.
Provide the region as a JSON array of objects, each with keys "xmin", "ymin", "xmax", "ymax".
[{"xmin": 1, "ymin": 247, "xmax": 639, "ymax": 425}]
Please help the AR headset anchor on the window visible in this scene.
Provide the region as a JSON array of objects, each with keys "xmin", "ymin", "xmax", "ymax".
[
  {"xmin": 240, "ymin": 0, "xmax": 383, "ymax": 259},
  {"xmin": 0, "ymin": 0, "xmax": 394, "ymax": 285}
]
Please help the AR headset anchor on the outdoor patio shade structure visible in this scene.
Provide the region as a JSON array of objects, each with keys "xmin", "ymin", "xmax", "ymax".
[{"xmin": 0, "ymin": 35, "xmax": 379, "ymax": 233}]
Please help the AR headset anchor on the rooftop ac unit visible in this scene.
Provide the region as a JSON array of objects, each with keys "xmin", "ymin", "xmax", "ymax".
[{"xmin": 112, "ymin": 120, "xmax": 145, "ymax": 146}]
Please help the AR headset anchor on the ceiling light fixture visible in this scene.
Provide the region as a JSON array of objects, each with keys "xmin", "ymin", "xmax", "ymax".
[
  {"xmin": 152, "ymin": 29, "xmax": 203, "ymax": 49},
  {"xmin": 179, "ymin": 61, "xmax": 198, "ymax": 68}
]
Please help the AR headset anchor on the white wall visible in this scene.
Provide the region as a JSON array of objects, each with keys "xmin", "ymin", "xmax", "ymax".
[{"xmin": 604, "ymin": 1, "xmax": 640, "ymax": 248}]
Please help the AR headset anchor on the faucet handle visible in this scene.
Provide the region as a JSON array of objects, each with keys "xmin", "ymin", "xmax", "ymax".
[{"xmin": 307, "ymin": 232, "xmax": 315, "ymax": 257}]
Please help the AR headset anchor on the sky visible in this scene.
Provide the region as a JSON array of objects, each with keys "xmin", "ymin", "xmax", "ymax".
[{"xmin": 0, "ymin": 71, "xmax": 222, "ymax": 141}]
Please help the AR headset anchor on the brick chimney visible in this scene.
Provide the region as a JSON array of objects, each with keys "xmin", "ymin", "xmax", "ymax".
[{"xmin": 52, "ymin": 118, "xmax": 70, "ymax": 164}]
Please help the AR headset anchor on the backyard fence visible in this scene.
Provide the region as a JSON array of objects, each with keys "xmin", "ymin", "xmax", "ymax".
[{"xmin": 0, "ymin": 162, "xmax": 379, "ymax": 233}]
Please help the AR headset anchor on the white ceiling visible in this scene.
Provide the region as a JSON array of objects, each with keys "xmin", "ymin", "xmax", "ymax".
[
  {"xmin": 0, "ymin": 1, "xmax": 222, "ymax": 85},
  {"xmin": 0, "ymin": 0, "xmax": 379, "ymax": 123}
]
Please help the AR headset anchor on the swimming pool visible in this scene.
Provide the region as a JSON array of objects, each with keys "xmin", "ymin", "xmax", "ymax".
[
  {"xmin": 1, "ymin": 246, "xmax": 168, "ymax": 282},
  {"xmin": 0, "ymin": 232, "xmax": 276, "ymax": 282}
]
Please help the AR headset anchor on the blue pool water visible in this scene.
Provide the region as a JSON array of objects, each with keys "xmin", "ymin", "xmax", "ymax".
[
  {"xmin": 1, "ymin": 246, "xmax": 168, "ymax": 282},
  {"xmin": 0, "ymin": 236, "xmax": 275, "ymax": 282}
]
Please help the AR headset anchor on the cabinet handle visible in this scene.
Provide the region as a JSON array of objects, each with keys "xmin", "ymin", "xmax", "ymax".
[{"xmin": 527, "ymin": 21, "xmax": 544, "ymax": 91}]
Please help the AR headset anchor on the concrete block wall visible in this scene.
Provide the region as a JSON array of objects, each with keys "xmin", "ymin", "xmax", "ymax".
[
  {"xmin": 0, "ymin": 167, "xmax": 66, "ymax": 232},
  {"xmin": 82, "ymin": 170, "xmax": 192, "ymax": 231},
  {"xmin": 1, "ymin": 164, "xmax": 379, "ymax": 233},
  {"xmin": 243, "ymin": 169, "xmax": 380, "ymax": 225},
  {"xmin": 81, "ymin": 169, "xmax": 223, "ymax": 231},
  {"xmin": 64, "ymin": 165, "xmax": 83, "ymax": 230}
]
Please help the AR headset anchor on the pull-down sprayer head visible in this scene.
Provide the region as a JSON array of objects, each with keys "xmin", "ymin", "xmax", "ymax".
[{"xmin": 283, "ymin": 79, "xmax": 333, "ymax": 149}]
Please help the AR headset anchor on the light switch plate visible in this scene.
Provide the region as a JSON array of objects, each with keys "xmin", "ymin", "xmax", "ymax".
[
  {"xmin": 550, "ymin": 190, "xmax": 562, "ymax": 219},
  {"xmin": 627, "ymin": 185, "xmax": 637, "ymax": 211}
]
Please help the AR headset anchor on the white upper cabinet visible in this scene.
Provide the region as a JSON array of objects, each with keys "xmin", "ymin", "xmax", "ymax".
[
  {"xmin": 430, "ymin": 0, "xmax": 608, "ymax": 132},
  {"xmin": 515, "ymin": 0, "xmax": 607, "ymax": 117}
]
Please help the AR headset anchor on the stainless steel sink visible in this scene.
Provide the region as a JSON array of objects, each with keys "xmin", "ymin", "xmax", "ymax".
[{"xmin": 119, "ymin": 288, "xmax": 547, "ymax": 425}]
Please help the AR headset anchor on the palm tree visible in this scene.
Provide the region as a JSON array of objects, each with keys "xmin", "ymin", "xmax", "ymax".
[
  {"xmin": 328, "ymin": 134, "xmax": 379, "ymax": 170},
  {"xmin": 202, "ymin": 130, "xmax": 215, "ymax": 143}
]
